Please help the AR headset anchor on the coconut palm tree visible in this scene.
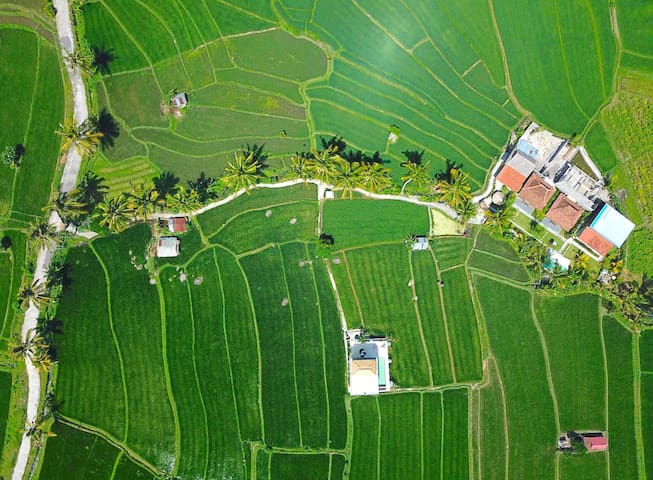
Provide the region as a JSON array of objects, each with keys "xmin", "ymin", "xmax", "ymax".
[
  {"xmin": 333, "ymin": 159, "xmax": 363, "ymax": 199},
  {"xmin": 308, "ymin": 146, "xmax": 340, "ymax": 183},
  {"xmin": 400, "ymin": 160, "xmax": 431, "ymax": 193},
  {"xmin": 17, "ymin": 281, "xmax": 51, "ymax": 311},
  {"xmin": 128, "ymin": 183, "xmax": 159, "ymax": 218},
  {"xmin": 92, "ymin": 45, "xmax": 115, "ymax": 75},
  {"xmin": 10, "ymin": 329, "xmax": 49, "ymax": 358},
  {"xmin": 26, "ymin": 412, "xmax": 57, "ymax": 447},
  {"xmin": 153, "ymin": 171, "xmax": 180, "ymax": 198},
  {"xmin": 358, "ymin": 162, "xmax": 393, "ymax": 193},
  {"xmin": 456, "ymin": 199, "xmax": 477, "ymax": 224},
  {"xmin": 436, "ymin": 168, "xmax": 472, "ymax": 210},
  {"xmin": 30, "ymin": 221, "xmax": 58, "ymax": 252},
  {"xmin": 290, "ymin": 154, "xmax": 311, "ymax": 182},
  {"xmin": 222, "ymin": 151, "xmax": 263, "ymax": 193},
  {"xmin": 92, "ymin": 108, "xmax": 120, "ymax": 149},
  {"xmin": 484, "ymin": 206, "xmax": 514, "ymax": 238},
  {"xmin": 94, "ymin": 195, "xmax": 131, "ymax": 232},
  {"xmin": 45, "ymin": 190, "xmax": 89, "ymax": 225},
  {"xmin": 77, "ymin": 171, "xmax": 108, "ymax": 208},
  {"xmin": 57, "ymin": 120, "xmax": 103, "ymax": 157},
  {"xmin": 165, "ymin": 186, "xmax": 202, "ymax": 213},
  {"xmin": 64, "ymin": 47, "xmax": 95, "ymax": 77}
]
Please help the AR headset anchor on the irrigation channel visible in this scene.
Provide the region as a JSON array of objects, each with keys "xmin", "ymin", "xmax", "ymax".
[{"xmin": 11, "ymin": 0, "xmax": 89, "ymax": 477}]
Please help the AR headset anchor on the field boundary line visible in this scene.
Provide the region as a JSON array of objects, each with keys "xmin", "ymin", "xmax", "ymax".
[
  {"xmin": 98, "ymin": 0, "xmax": 164, "ymax": 94},
  {"xmin": 467, "ymin": 269, "xmax": 531, "ymax": 290},
  {"xmin": 488, "ymin": 356, "xmax": 511, "ymax": 480},
  {"xmin": 195, "ymin": 103, "xmax": 307, "ymax": 121},
  {"xmin": 583, "ymin": 0, "xmax": 608, "ymax": 97},
  {"xmin": 305, "ymin": 243, "xmax": 332, "ymax": 447},
  {"xmin": 598, "ymin": 304, "xmax": 611, "ymax": 479},
  {"xmin": 551, "ymin": 0, "xmax": 591, "ymax": 120},
  {"xmin": 341, "ymin": 251, "xmax": 365, "ymax": 327},
  {"xmin": 408, "ymin": 251, "xmax": 435, "ymax": 385},
  {"xmin": 399, "ymin": 0, "xmax": 519, "ymax": 120},
  {"xmin": 351, "ymin": 0, "xmax": 513, "ymax": 132},
  {"xmin": 56, "ymin": 415, "xmax": 160, "ymax": 476},
  {"xmin": 375, "ymin": 396, "xmax": 382, "ymax": 480},
  {"xmin": 227, "ymin": 248, "xmax": 267, "ymax": 442},
  {"xmin": 212, "ymin": 250, "xmax": 248, "ymax": 468},
  {"xmin": 470, "ymin": 249, "xmax": 524, "ymax": 264},
  {"xmin": 108, "ymin": 450, "xmax": 122, "ymax": 480},
  {"xmin": 154, "ymin": 280, "xmax": 181, "ymax": 476},
  {"xmin": 182, "ymin": 279, "xmax": 211, "ymax": 479},
  {"xmin": 419, "ymin": 393, "xmax": 425, "ymax": 480},
  {"xmin": 277, "ymin": 247, "xmax": 304, "ymax": 446},
  {"xmin": 529, "ymin": 298, "xmax": 562, "ymax": 433},
  {"xmin": 89, "ymin": 243, "xmax": 129, "ymax": 442},
  {"xmin": 0, "ymin": 247, "xmax": 17, "ymax": 339},
  {"xmin": 632, "ymin": 333, "xmax": 647, "ymax": 480},
  {"xmin": 429, "ymin": 247, "xmax": 457, "ymax": 383},
  {"xmin": 328, "ymin": 69, "xmax": 497, "ymax": 164}
]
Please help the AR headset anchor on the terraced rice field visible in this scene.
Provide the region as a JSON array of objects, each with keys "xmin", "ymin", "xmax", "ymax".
[
  {"xmin": 0, "ymin": 25, "xmax": 65, "ymax": 222},
  {"xmin": 44, "ymin": 184, "xmax": 646, "ymax": 479},
  {"xmin": 80, "ymin": 0, "xmax": 624, "ymax": 190}
]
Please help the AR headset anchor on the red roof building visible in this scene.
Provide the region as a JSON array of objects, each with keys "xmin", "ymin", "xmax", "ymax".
[
  {"xmin": 518, "ymin": 173, "xmax": 555, "ymax": 209},
  {"xmin": 168, "ymin": 217, "xmax": 187, "ymax": 233},
  {"xmin": 583, "ymin": 434, "xmax": 608, "ymax": 452},
  {"xmin": 545, "ymin": 195, "xmax": 584, "ymax": 231},
  {"xmin": 496, "ymin": 164, "xmax": 527, "ymax": 192},
  {"xmin": 578, "ymin": 227, "xmax": 613, "ymax": 257}
]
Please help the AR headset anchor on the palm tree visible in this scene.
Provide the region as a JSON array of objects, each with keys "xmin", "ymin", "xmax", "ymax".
[
  {"xmin": 26, "ymin": 412, "xmax": 57, "ymax": 447},
  {"xmin": 436, "ymin": 168, "xmax": 472, "ymax": 210},
  {"xmin": 165, "ymin": 186, "xmax": 202, "ymax": 213},
  {"xmin": 358, "ymin": 162, "xmax": 393, "ymax": 193},
  {"xmin": 45, "ymin": 190, "xmax": 88, "ymax": 225},
  {"xmin": 400, "ymin": 160, "xmax": 431, "ymax": 193},
  {"xmin": 64, "ymin": 48, "xmax": 95, "ymax": 77},
  {"xmin": 456, "ymin": 199, "xmax": 477, "ymax": 224},
  {"xmin": 92, "ymin": 45, "xmax": 115, "ymax": 75},
  {"xmin": 77, "ymin": 171, "xmax": 108, "ymax": 208},
  {"xmin": 94, "ymin": 196, "xmax": 131, "ymax": 232},
  {"xmin": 92, "ymin": 108, "xmax": 120, "ymax": 149},
  {"xmin": 17, "ymin": 281, "xmax": 51, "ymax": 311},
  {"xmin": 290, "ymin": 154, "xmax": 311, "ymax": 182},
  {"xmin": 127, "ymin": 183, "xmax": 159, "ymax": 218},
  {"xmin": 333, "ymin": 159, "xmax": 363, "ymax": 199},
  {"xmin": 30, "ymin": 221, "xmax": 58, "ymax": 252},
  {"xmin": 57, "ymin": 120, "xmax": 103, "ymax": 157},
  {"xmin": 484, "ymin": 207, "xmax": 514, "ymax": 238},
  {"xmin": 308, "ymin": 146, "xmax": 340, "ymax": 183},
  {"xmin": 153, "ymin": 171, "xmax": 180, "ymax": 198},
  {"xmin": 10, "ymin": 329, "xmax": 49, "ymax": 358},
  {"xmin": 222, "ymin": 151, "xmax": 263, "ymax": 193}
]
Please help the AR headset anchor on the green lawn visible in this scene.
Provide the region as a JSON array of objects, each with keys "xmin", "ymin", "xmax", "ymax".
[{"xmin": 322, "ymin": 199, "xmax": 430, "ymax": 251}]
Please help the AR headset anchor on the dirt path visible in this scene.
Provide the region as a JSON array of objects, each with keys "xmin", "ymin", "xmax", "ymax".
[{"xmin": 12, "ymin": 0, "xmax": 89, "ymax": 478}]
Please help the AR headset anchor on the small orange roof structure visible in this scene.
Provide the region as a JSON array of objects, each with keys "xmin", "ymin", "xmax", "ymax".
[
  {"xmin": 351, "ymin": 359, "xmax": 377, "ymax": 376},
  {"xmin": 518, "ymin": 173, "xmax": 555, "ymax": 209},
  {"xmin": 496, "ymin": 164, "xmax": 527, "ymax": 192},
  {"xmin": 583, "ymin": 434, "xmax": 607, "ymax": 452},
  {"xmin": 578, "ymin": 227, "xmax": 613, "ymax": 257},
  {"xmin": 545, "ymin": 195, "xmax": 584, "ymax": 231},
  {"xmin": 168, "ymin": 217, "xmax": 187, "ymax": 233}
]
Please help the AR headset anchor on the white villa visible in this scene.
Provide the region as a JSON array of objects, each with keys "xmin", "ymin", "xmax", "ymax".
[{"xmin": 347, "ymin": 330, "xmax": 391, "ymax": 396}]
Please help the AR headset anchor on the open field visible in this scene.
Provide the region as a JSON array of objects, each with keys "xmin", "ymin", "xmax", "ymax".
[
  {"xmin": 39, "ymin": 422, "xmax": 154, "ymax": 480},
  {"xmin": 349, "ymin": 390, "xmax": 469, "ymax": 480},
  {"xmin": 0, "ymin": 26, "xmax": 65, "ymax": 222},
  {"xmin": 0, "ymin": 371, "xmax": 10, "ymax": 455}
]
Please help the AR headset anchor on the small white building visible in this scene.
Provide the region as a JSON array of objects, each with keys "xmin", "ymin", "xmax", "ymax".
[
  {"xmin": 412, "ymin": 236, "xmax": 429, "ymax": 251},
  {"xmin": 348, "ymin": 331, "xmax": 391, "ymax": 396},
  {"xmin": 157, "ymin": 236, "xmax": 180, "ymax": 258},
  {"xmin": 170, "ymin": 92, "xmax": 188, "ymax": 108}
]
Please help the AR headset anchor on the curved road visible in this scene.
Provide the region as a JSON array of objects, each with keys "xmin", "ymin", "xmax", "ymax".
[{"xmin": 12, "ymin": 0, "xmax": 88, "ymax": 478}]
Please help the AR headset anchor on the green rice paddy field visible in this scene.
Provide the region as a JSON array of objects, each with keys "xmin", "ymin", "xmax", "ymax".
[
  {"xmin": 79, "ymin": 0, "xmax": 631, "ymax": 192},
  {"xmin": 42, "ymin": 186, "xmax": 648, "ymax": 479},
  {"xmin": 0, "ymin": 21, "xmax": 65, "ymax": 224}
]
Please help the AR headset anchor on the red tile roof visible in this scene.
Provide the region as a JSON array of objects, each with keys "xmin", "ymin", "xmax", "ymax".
[
  {"xmin": 545, "ymin": 195, "xmax": 584, "ymax": 231},
  {"xmin": 170, "ymin": 217, "xmax": 187, "ymax": 233},
  {"xmin": 518, "ymin": 173, "xmax": 555, "ymax": 209},
  {"xmin": 583, "ymin": 435, "xmax": 607, "ymax": 451},
  {"xmin": 496, "ymin": 164, "xmax": 527, "ymax": 192},
  {"xmin": 578, "ymin": 227, "xmax": 613, "ymax": 257}
]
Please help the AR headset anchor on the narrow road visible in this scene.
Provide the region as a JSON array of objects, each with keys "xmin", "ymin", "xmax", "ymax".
[{"xmin": 12, "ymin": 0, "xmax": 89, "ymax": 478}]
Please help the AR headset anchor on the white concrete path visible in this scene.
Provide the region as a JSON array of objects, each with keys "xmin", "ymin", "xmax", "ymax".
[{"xmin": 12, "ymin": 0, "xmax": 89, "ymax": 478}]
